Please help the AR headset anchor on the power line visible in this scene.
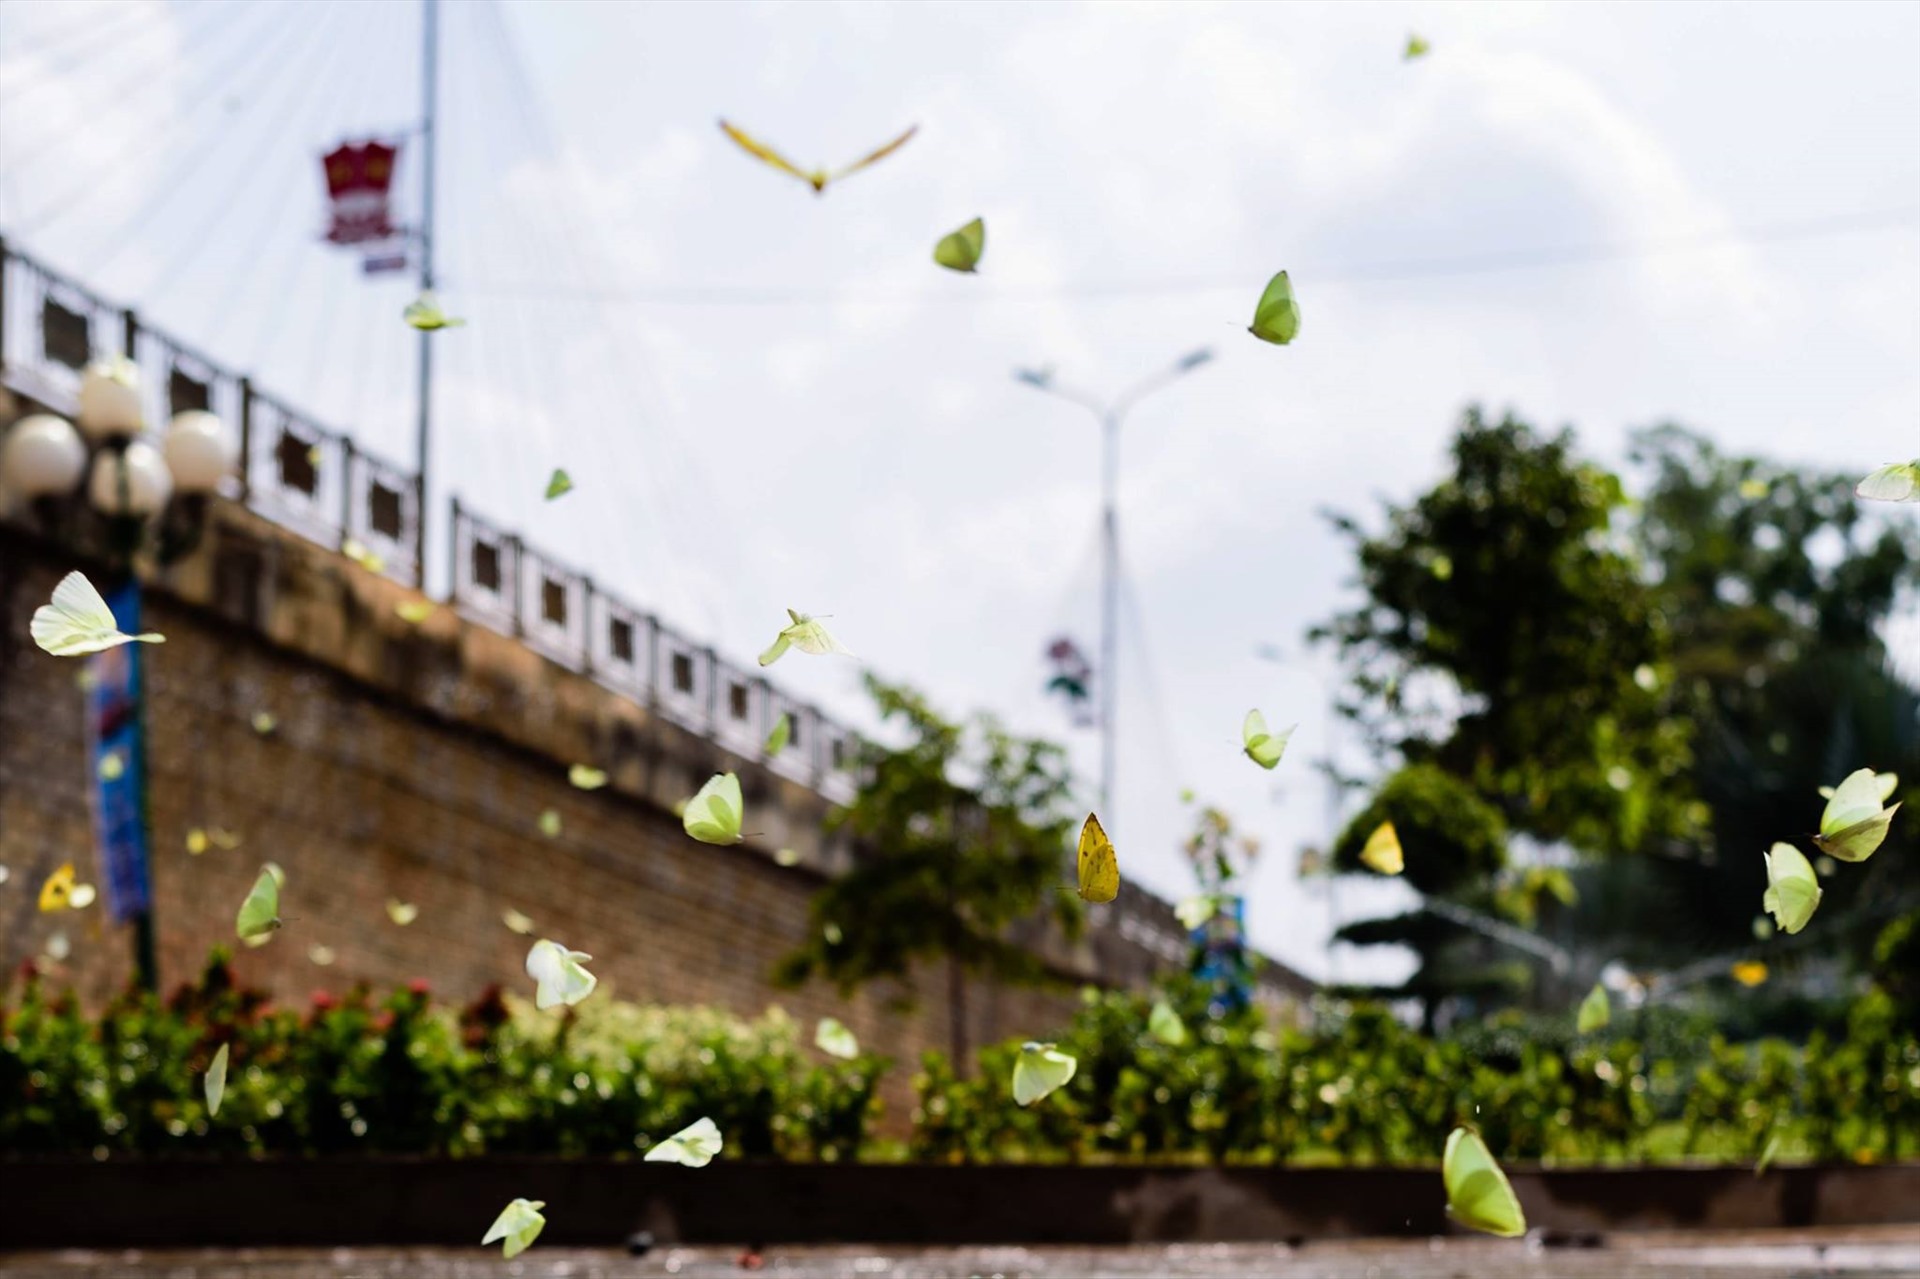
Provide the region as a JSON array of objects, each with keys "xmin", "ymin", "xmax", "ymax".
[
  {"xmin": 13, "ymin": 3, "xmax": 314, "ymax": 235},
  {"xmin": 89, "ymin": 3, "xmax": 355, "ymax": 285},
  {"xmin": 0, "ymin": 0, "xmax": 239, "ymax": 127},
  {"xmin": 0, "ymin": 0, "xmax": 160, "ymax": 70},
  {"xmin": 0, "ymin": 1, "xmax": 273, "ymax": 188},
  {"xmin": 457, "ymin": 205, "xmax": 1920, "ymax": 308}
]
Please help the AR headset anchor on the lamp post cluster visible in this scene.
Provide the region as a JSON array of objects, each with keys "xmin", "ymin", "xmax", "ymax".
[
  {"xmin": 1, "ymin": 359, "xmax": 237, "ymax": 536},
  {"xmin": 1, "ymin": 360, "xmax": 239, "ymax": 991}
]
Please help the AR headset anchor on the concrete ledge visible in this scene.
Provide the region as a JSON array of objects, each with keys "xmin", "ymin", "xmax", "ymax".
[{"xmin": 2, "ymin": 1158, "xmax": 1914, "ymax": 1248}]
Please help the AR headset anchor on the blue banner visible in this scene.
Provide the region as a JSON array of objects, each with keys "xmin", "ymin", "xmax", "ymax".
[
  {"xmin": 86, "ymin": 580, "xmax": 152, "ymax": 924},
  {"xmin": 1191, "ymin": 893, "xmax": 1251, "ymax": 1015}
]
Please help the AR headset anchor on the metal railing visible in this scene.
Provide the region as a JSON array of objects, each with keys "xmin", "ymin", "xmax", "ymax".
[{"xmin": 0, "ymin": 235, "xmax": 862, "ymax": 802}]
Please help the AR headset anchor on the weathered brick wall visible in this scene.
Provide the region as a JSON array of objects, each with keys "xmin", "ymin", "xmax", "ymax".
[{"xmin": 1, "ymin": 506, "xmax": 1304, "ymax": 1123}]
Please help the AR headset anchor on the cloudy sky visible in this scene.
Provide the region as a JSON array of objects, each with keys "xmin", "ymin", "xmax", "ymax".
[{"xmin": 2, "ymin": 0, "xmax": 1916, "ymax": 982}]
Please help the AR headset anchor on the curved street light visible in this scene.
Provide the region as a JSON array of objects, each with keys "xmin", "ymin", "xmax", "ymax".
[{"xmin": 1013, "ymin": 347, "xmax": 1213, "ymax": 824}]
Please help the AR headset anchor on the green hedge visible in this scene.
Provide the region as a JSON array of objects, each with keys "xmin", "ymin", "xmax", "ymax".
[
  {"xmin": 0, "ymin": 952, "xmax": 881, "ymax": 1160},
  {"xmin": 911, "ymin": 979, "xmax": 1920, "ymax": 1165},
  {"xmin": 6, "ymin": 957, "xmax": 1917, "ymax": 1165}
]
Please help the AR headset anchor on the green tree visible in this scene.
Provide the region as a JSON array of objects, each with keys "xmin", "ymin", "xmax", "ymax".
[
  {"xmin": 1312, "ymin": 409, "xmax": 1703, "ymax": 1022},
  {"xmin": 775, "ymin": 675, "xmax": 1081, "ymax": 1068},
  {"xmin": 1559, "ymin": 426, "xmax": 1920, "ymax": 979}
]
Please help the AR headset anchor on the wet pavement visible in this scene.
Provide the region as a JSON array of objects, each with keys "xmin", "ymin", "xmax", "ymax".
[{"xmin": 7, "ymin": 1229, "xmax": 1920, "ymax": 1279}]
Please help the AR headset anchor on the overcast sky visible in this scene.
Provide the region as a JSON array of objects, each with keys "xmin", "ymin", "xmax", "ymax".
[{"xmin": 2, "ymin": 0, "xmax": 1916, "ymax": 983}]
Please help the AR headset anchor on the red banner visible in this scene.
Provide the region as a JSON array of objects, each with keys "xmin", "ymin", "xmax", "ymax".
[{"xmin": 321, "ymin": 141, "xmax": 399, "ymax": 246}]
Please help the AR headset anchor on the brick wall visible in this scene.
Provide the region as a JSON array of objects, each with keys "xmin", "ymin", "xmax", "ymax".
[{"xmin": 0, "ymin": 505, "xmax": 1306, "ymax": 1123}]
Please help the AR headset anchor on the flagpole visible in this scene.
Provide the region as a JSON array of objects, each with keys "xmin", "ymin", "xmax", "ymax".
[{"xmin": 413, "ymin": 0, "xmax": 438, "ymax": 589}]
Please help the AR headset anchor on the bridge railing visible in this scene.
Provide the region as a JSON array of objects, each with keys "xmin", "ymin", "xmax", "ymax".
[{"xmin": 0, "ymin": 236, "xmax": 861, "ymax": 802}]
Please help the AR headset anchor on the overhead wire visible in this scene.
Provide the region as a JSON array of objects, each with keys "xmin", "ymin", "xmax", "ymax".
[
  {"xmin": 95, "ymin": 2, "xmax": 358, "ymax": 287},
  {"xmin": 0, "ymin": 0, "xmax": 160, "ymax": 71},
  {"xmin": 469, "ymin": 0, "xmax": 733, "ymax": 629},
  {"xmin": 345, "ymin": 1, "xmax": 415, "ymax": 448},
  {"xmin": 1117, "ymin": 543, "xmax": 1194, "ymax": 806},
  {"xmin": 457, "ymin": 205, "xmax": 1920, "ymax": 308},
  {"xmin": 227, "ymin": 2, "xmax": 398, "ymax": 387},
  {"xmin": 0, "ymin": 1, "xmax": 269, "ymax": 223},
  {"xmin": 13, "ymin": 3, "xmax": 317, "ymax": 236},
  {"xmin": 0, "ymin": 0, "xmax": 240, "ymax": 130},
  {"xmin": 440, "ymin": 0, "xmax": 536, "ymax": 512}
]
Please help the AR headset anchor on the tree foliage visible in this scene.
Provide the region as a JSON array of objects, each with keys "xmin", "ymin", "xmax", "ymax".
[
  {"xmin": 1314, "ymin": 412, "xmax": 1920, "ymax": 1023},
  {"xmin": 1565, "ymin": 427, "xmax": 1920, "ymax": 970},
  {"xmin": 774, "ymin": 675, "xmax": 1081, "ymax": 1060},
  {"xmin": 1315, "ymin": 408, "xmax": 1701, "ymax": 865}
]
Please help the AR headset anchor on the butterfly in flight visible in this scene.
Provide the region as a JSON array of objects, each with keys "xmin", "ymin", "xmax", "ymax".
[{"xmin": 718, "ymin": 120, "xmax": 918, "ymax": 194}]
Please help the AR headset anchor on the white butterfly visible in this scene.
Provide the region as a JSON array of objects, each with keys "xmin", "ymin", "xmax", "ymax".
[
  {"xmin": 525, "ymin": 938, "xmax": 597, "ymax": 1009},
  {"xmin": 644, "ymin": 1116, "xmax": 724, "ymax": 1167},
  {"xmin": 31, "ymin": 571, "xmax": 164, "ymax": 656}
]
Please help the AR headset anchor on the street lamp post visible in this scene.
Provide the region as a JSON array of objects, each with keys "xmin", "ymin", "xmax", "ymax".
[
  {"xmin": 1, "ymin": 359, "xmax": 239, "ymax": 992},
  {"xmin": 1014, "ymin": 347, "xmax": 1213, "ymax": 823}
]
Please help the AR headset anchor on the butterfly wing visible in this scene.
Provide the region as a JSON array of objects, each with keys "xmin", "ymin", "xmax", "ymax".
[
  {"xmin": 1813, "ymin": 805, "xmax": 1898, "ymax": 863},
  {"xmin": 483, "ymin": 1199, "xmax": 546, "ymax": 1258},
  {"xmin": 235, "ymin": 865, "xmax": 283, "ymax": 941},
  {"xmin": 1148, "ymin": 1001, "xmax": 1188, "ymax": 1046},
  {"xmin": 1575, "ymin": 984, "xmax": 1610, "ymax": 1034},
  {"xmin": 785, "ymin": 615, "xmax": 853, "ymax": 657},
  {"xmin": 204, "ymin": 1043, "xmax": 230, "ymax": 1117},
  {"xmin": 646, "ymin": 1117, "xmax": 723, "ymax": 1166},
  {"xmin": 1360, "ymin": 821, "xmax": 1405, "ymax": 875},
  {"xmin": 1821, "ymin": 769, "xmax": 1886, "ymax": 834},
  {"xmin": 815, "ymin": 1017, "xmax": 860, "ymax": 1059},
  {"xmin": 32, "ymin": 571, "xmax": 155, "ymax": 656},
  {"xmin": 545, "ymin": 469, "xmax": 574, "ymax": 500},
  {"xmin": 1174, "ymin": 894, "xmax": 1217, "ymax": 930},
  {"xmin": 1856, "ymin": 462, "xmax": 1920, "ymax": 503},
  {"xmin": 1762, "ymin": 842, "xmax": 1822, "ymax": 933},
  {"xmin": 718, "ymin": 120, "xmax": 817, "ymax": 187},
  {"xmin": 1443, "ymin": 1127, "xmax": 1526, "ymax": 1237},
  {"xmin": 828, "ymin": 124, "xmax": 919, "ymax": 184},
  {"xmin": 684, "ymin": 773, "xmax": 744, "ymax": 844},
  {"xmin": 932, "ymin": 218, "xmax": 986, "ymax": 273},
  {"xmin": 1248, "ymin": 271, "xmax": 1302, "ymax": 345},
  {"xmin": 1242, "ymin": 709, "xmax": 1293, "ymax": 769},
  {"xmin": 1012, "ymin": 1044, "xmax": 1077, "ymax": 1106},
  {"xmin": 765, "ymin": 713, "xmax": 792, "ymax": 756},
  {"xmin": 38, "ymin": 862, "xmax": 75, "ymax": 911},
  {"xmin": 1076, "ymin": 813, "xmax": 1120, "ymax": 902}
]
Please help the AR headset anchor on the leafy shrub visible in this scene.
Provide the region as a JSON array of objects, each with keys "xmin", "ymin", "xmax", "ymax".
[
  {"xmin": 0, "ymin": 951, "xmax": 883, "ymax": 1160},
  {"xmin": 8, "ymin": 957, "xmax": 1916, "ymax": 1166},
  {"xmin": 910, "ymin": 976, "xmax": 1920, "ymax": 1166}
]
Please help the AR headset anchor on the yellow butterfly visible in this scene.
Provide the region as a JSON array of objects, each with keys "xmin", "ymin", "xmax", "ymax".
[
  {"xmin": 1360, "ymin": 821, "xmax": 1405, "ymax": 875},
  {"xmin": 38, "ymin": 863, "xmax": 76, "ymax": 912},
  {"xmin": 1076, "ymin": 813, "xmax": 1120, "ymax": 903},
  {"xmin": 718, "ymin": 120, "xmax": 918, "ymax": 195}
]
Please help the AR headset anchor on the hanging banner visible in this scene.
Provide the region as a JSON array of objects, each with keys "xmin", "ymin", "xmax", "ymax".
[
  {"xmin": 1191, "ymin": 893, "xmax": 1251, "ymax": 1016},
  {"xmin": 361, "ymin": 247, "xmax": 410, "ymax": 275},
  {"xmin": 86, "ymin": 580, "xmax": 153, "ymax": 925},
  {"xmin": 321, "ymin": 140, "xmax": 400, "ymax": 246}
]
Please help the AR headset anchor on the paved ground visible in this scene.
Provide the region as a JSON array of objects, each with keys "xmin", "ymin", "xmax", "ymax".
[{"xmin": 7, "ymin": 1230, "xmax": 1920, "ymax": 1279}]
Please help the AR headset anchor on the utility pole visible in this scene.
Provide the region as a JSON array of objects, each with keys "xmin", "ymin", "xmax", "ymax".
[
  {"xmin": 1015, "ymin": 347, "xmax": 1213, "ymax": 823},
  {"xmin": 413, "ymin": 0, "xmax": 439, "ymax": 589}
]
